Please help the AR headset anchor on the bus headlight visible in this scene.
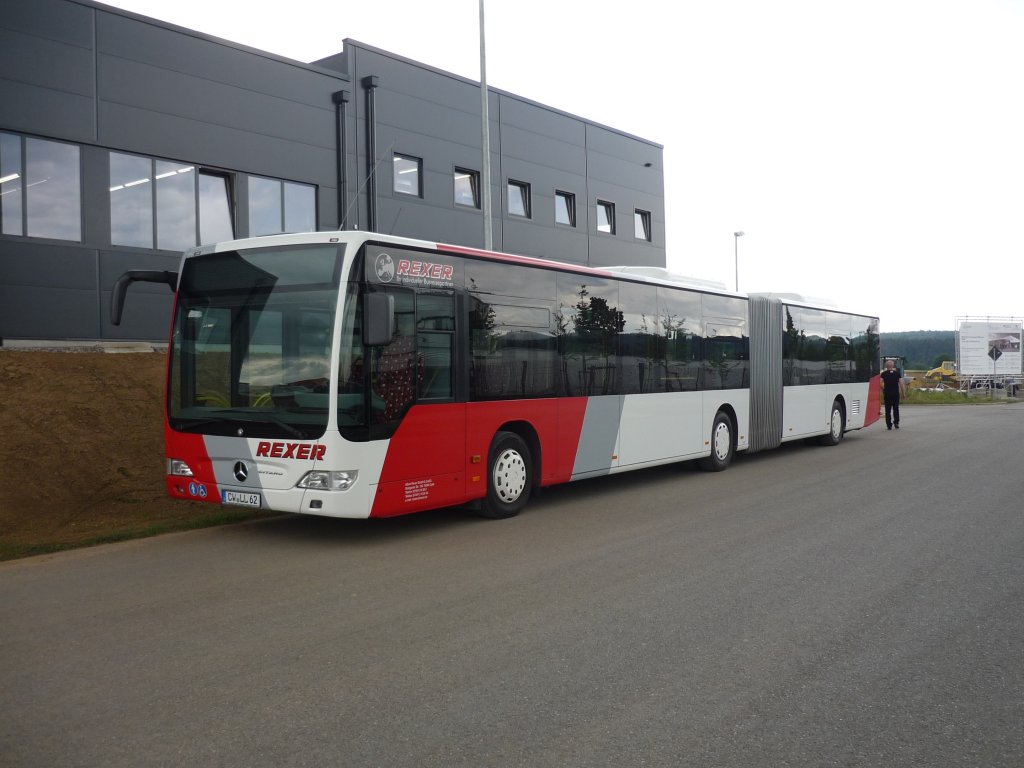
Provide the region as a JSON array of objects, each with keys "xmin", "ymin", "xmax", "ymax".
[
  {"xmin": 297, "ymin": 470, "xmax": 358, "ymax": 491},
  {"xmin": 168, "ymin": 459, "xmax": 194, "ymax": 477}
]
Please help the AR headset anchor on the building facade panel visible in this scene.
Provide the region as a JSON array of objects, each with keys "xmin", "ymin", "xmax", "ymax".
[
  {"xmin": 96, "ymin": 55, "xmax": 336, "ymax": 160},
  {"xmin": 370, "ymin": 82, "xmax": 487, "ymax": 151},
  {"xmin": 497, "ymin": 96, "xmax": 588, "ymax": 155},
  {"xmin": 0, "ymin": 26, "xmax": 95, "ymax": 98},
  {"xmin": 1, "ymin": 0, "xmax": 94, "ymax": 48},
  {"xmin": 1, "ymin": 285, "xmax": 102, "ymax": 339},
  {"xmin": 497, "ymin": 121, "xmax": 588, "ymax": 175},
  {"xmin": 96, "ymin": 10, "xmax": 347, "ymax": 102},
  {"xmin": 0, "ymin": 240, "xmax": 95, "ymax": 290},
  {"xmin": 0, "ymin": 81, "xmax": 96, "ymax": 143},
  {"xmin": 0, "ymin": 241, "xmax": 99, "ymax": 339}
]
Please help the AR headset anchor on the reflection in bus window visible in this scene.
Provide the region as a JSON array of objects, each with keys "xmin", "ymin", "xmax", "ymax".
[
  {"xmin": 704, "ymin": 322, "xmax": 749, "ymax": 390},
  {"xmin": 659, "ymin": 287, "xmax": 702, "ymax": 392},
  {"xmin": 418, "ymin": 333, "xmax": 452, "ymax": 398},
  {"xmin": 557, "ymin": 276, "xmax": 622, "ymax": 396},
  {"xmin": 370, "ymin": 290, "xmax": 417, "ymax": 423},
  {"xmin": 470, "ymin": 297, "xmax": 557, "ymax": 399},
  {"xmin": 336, "ymin": 284, "xmax": 367, "ymax": 427},
  {"xmin": 852, "ymin": 317, "xmax": 880, "ymax": 381},
  {"xmin": 619, "ymin": 282, "xmax": 659, "ymax": 394},
  {"xmin": 417, "ymin": 292, "xmax": 454, "ymax": 399}
]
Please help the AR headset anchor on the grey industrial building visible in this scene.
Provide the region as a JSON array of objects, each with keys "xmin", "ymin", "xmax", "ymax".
[{"xmin": 1, "ymin": 0, "xmax": 666, "ymax": 343}]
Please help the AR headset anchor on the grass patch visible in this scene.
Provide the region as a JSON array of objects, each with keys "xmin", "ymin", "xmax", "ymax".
[
  {"xmin": 0, "ymin": 508, "xmax": 275, "ymax": 563},
  {"xmin": 904, "ymin": 389, "xmax": 1010, "ymax": 405}
]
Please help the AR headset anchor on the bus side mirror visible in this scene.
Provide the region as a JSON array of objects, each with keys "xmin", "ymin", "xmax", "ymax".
[
  {"xmin": 110, "ymin": 270, "xmax": 179, "ymax": 326},
  {"xmin": 363, "ymin": 293, "xmax": 395, "ymax": 346}
]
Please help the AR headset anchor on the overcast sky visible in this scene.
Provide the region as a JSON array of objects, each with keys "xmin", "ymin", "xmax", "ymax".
[{"xmin": 101, "ymin": 0, "xmax": 1024, "ymax": 332}]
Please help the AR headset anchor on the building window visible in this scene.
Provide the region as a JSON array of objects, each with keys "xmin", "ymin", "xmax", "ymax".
[
  {"xmin": 454, "ymin": 167, "xmax": 480, "ymax": 208},
  {"xmin": 555, "ymin": 190, "xmax": 576, "ymax": 227},
  {"xmin": 248, "ymin": 176, "xmax": 316, "ymax": 237},
  {"xmin": 111, "ymin": 152, "xmax": 238, "ymax": 249},
  {"xmin": 393, "ymin": 154, "xmax": 422, "ymax": 197},
  {"xmin": 284, "ymin": 181, "xmax": 316, "ymax": 232},
  {"xmin": 156, "ymin": 161, "xmax": 197, "ymax": 252},
  {"xmin": 596, "ymin": 200, "xmax": 615, "ymax": 234},
  {"xmin": 508, "ymin": 180, "xmax": 531, "ymax": 218},
  {"xmin": 109, "ymin": 152, "xmax": 153, "ymax": 248},
  {"xmin": 0, "ymin": 133, "xmax": 24, "ymax": 236},
  {"xmin": 634, "ymin": 209, "xmax": 652, "ymax": 241},
  {"xmin": 200, "ymin": 173, "xmax": 235, "ymax": 244},
  {"xmin": 0, "ymin": 132, "xmax": 81, "ymax": 241}
]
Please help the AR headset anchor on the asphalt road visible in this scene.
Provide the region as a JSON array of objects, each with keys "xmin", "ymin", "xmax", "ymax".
[{"xmin": 2, "ymin": 405, "xmax": 1022, "ymax": 768}]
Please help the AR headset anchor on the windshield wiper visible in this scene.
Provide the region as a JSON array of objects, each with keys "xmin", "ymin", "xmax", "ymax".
[
  {"xmin": 174, "ymin": 410, "xmax": 309, "ymax": 440},
  {"xmin": 174, "ymin": 416, "xmax": 244, "ymax": 434},
  {"xmin": 259, "ymin": 413, "xmax": 307, "ymax": 440}
]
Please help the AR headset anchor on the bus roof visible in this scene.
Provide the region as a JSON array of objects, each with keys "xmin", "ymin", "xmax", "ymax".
[{"xmin": 187, "ymin": 230, "xmax": 873, "ymax": 317}]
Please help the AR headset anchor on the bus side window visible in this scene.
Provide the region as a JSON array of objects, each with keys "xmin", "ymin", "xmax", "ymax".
[
  {"xmin": 418, "ymin": 333, "xmax": 452, "ymax": 398},
  {"xmin": 416, "ymin": 292, "xmax": 454, "ymax": 400},
  {"xmin": 370, "ymin": 290, "xmax": 417, "ymax": 422}
]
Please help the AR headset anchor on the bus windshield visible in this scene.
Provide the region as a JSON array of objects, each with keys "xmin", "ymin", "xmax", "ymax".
[{"xmin": 167, "ymin": 244, "xmax": 343, "ymax": 440}]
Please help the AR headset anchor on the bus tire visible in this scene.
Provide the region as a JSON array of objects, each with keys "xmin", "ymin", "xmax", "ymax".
[
  {"xmin": 698, "ymin": 410, "xmax": 734, "ymax": 472},
  {"xmin": 818, "ymin": 399, "xmax": 845, "ymax": 446},
  {"xmin": 479, "ymin": 431, "xmax": 532, "ymax": 519}
]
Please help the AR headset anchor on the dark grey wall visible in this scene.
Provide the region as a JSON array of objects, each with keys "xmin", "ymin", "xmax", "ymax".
[
  {"xmin": 1, "ymin": 0, "xmax": 349, "ymax": 341},
  {"xmin": 0, "ymin": 0, "xmax": 97, "ymax": 144},
  {"xmin": 340, "ymin": 42, "xmax": 665, "ymax": 267},
  {"xmin": 0, "ymin": 0, "xmax": 665, "ymax": 343}
]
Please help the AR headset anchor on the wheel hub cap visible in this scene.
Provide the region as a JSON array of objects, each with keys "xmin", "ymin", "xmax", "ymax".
[
  {"xmin": 714, "ymin": 423, "xmax": 730, "ymax": 459},
  {"xmin": 494, "ymin": 449, "xmax": 526, "ymax": 503}
]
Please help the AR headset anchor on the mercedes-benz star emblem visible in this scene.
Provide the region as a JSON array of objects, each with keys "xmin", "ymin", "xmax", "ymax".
[
  {"xmin": 375, "ymin": 252, "xmax": 395, "ymax": 283},
  {"xmin": 233, "ymin": 461, "xmax": 249, "ymax": 483}
]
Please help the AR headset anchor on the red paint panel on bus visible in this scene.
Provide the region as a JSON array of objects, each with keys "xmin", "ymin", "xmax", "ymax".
[
  {"xmin": 462, "ymin": 398, "xmax": 588, "ymax": 486},
  {"xmin": 164, "ymin": 425, "xmax": 221, "ymax": 503},
  {"xmin": 372, "ymin": 404, "xmax": 467, "ymax": 517},
  {"xmin": 865, "ymin": 374, "xmax": 882, "ymax": 427},
  {"xmin": 369, "ymin": 397, "xmax": 590, "ymax": 517}
]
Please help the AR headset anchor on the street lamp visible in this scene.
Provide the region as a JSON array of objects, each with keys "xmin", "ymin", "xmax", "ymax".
[
  {"xmin": 479, "ymin": 0, "xmax": 493, "ymax": 250},
  {"xmin": 733, "ymin": 231, "xmax": 745, "ymax": 292}
]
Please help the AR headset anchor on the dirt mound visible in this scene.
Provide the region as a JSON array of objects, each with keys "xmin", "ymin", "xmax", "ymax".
[{"xmin": 0, "ymin": 350, "xmax": 243, "ymax": 558}]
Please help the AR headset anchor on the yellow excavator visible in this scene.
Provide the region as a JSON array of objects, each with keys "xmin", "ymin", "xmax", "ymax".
[{"xmin": 924, "ymin": 360, "xmax": 957, "ymax": 384}]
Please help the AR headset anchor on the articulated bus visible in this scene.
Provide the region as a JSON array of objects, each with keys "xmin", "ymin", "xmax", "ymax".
[{"xmin": 112, "ymin": 231, "xmax": 881, "ymax": 520}]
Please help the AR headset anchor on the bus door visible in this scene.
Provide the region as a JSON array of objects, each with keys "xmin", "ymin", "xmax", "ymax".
[{"xmin": 369, "ymin": 287, "xmax": 465, "ymax": 514}]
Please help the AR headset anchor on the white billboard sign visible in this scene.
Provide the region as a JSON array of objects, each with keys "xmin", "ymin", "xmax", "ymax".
[{"xmin": 958, "ymin": 321, "xmax": 1023, "ymax": 376}]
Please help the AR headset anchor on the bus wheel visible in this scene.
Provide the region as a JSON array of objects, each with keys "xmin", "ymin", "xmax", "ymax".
[
  {"xmin": 818, "ymin": 399, "xmax": 845, "ymax": 446},
  {"xmin": 698, "ymin": 410, "xmax": 734, "ymax": 472},
  {"xmin": 480, "ymin": 431, "xmax": 532, "ymax": 519}
]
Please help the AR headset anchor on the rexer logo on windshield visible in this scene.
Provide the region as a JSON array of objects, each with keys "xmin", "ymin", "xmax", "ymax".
[{"xmin": 370, "ymin": 248, "xmax": 456, "ymax": 288}]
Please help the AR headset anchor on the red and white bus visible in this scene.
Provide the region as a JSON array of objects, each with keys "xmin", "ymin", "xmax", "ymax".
[{"xmin": 112, "ymin": 231, "xmax": 881, "ymax": 519}]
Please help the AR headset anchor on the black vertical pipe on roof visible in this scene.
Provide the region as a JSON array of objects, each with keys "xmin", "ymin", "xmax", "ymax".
[
  {"xmin": 332, "ymin": 89, "xmax": 350, "ymax": 229},
  {"xmin": 362, "ymin": 76, "xmax": 379, "ymax": 232}
]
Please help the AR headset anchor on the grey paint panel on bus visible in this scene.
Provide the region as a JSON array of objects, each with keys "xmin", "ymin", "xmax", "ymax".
[
  {"xmin": 572, "ymin": 395, "xmax": 625, "ymax": 477},
  {"xmin": 203, "ymin": 436, "xmax": 261, "ymax": 492}
]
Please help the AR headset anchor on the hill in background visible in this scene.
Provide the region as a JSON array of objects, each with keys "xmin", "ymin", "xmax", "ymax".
[{"xmin": 880, "ymin": 331, "xmax": 955, "ymax": 369}]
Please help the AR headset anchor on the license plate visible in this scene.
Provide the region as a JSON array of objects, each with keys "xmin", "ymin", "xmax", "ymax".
[{"xmin": 222, "ymin": 490, "xmax": 261, "ymax": 508}]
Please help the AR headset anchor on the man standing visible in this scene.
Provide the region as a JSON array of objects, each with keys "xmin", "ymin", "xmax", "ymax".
[{"xmin": 881, "ymin": 359, "xmax": 906, "ymax": 430}]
